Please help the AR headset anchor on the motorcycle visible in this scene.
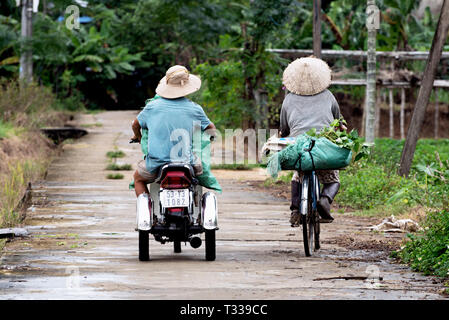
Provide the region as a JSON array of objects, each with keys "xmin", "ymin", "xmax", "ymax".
[{"xmin": 135, "ymin": 160, "xmax": 218, "ymax": 262}]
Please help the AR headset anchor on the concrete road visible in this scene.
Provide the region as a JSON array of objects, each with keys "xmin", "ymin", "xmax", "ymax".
[{"xmin": 0, "ymin": 111, "xmax": 445, "ymax": 299}]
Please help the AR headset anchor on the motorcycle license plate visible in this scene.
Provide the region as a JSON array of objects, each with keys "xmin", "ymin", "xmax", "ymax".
[{"xmin": 160, "ymin": 189, "xmax": 189, "ymax": 208}]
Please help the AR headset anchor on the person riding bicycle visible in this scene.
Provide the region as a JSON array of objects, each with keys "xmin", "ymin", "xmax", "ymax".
[
  {"xmin": 131, "ymin": 65, "xmax": 216, "ymax": 198},
  {"xmin": 279, "ymin": 56, "xmax": 344, "ymax": 226}
]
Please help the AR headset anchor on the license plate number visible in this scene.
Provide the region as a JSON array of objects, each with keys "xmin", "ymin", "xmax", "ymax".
[{"xmin": 160, "ymin": 189, "xmax": 189, "ymax": 208}]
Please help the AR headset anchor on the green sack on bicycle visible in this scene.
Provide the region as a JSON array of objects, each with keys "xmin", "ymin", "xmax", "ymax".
[{"xmin": 267, "ymin": 133, "xmax": 352, "ymax": 178}]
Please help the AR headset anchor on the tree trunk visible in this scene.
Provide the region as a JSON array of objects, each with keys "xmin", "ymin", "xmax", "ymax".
[
  {"xmin": 313, "ymin": 0, "xmax": 322, "ymax": 58},
  {"xmin": 399, "ymin": 0, "xmax": 449, "ymax": 176},
  {"xmin": 365, "ymin": 0, "xmax": 377, "ymax": 144}
]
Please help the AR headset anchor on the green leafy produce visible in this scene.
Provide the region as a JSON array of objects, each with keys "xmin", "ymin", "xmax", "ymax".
[{"xmin": 306, "ymin": 118, "xmax": 371, "ymax": 163}]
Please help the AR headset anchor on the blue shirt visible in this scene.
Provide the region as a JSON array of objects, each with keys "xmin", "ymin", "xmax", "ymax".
[{"xmin": 137, "ymin": 97, "xmax": 211, "ymax": 173}]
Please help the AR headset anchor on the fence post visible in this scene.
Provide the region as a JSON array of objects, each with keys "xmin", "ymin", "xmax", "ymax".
[
  {"xmin": 434, "ymin": 88, "xmax": 439, "ymax": 139},
  {"xmin": 400, "ymin": 88, "xmax": 405, "ymax": 140},
  {"xmin": 389, "ymin": 88, "xmax": 394, "ymax": 138},
  {"xmin": 375, "ymin": 87, "xmax": 381, "ymax": 137}
]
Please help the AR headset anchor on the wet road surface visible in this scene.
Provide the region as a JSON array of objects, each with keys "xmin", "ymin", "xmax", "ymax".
[{"xmin": 0, "ymin": 111, "xmax": 445, "ymax": 299}]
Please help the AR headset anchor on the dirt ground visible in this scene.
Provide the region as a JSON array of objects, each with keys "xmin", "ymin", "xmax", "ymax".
[{"xmin": 0, "ymin": 111, "xmax": 447, "ymax": 299}]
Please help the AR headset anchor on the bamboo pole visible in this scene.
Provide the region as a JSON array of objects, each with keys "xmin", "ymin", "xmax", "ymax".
[
  {"xmin": 400, "ymin": 88, "xmax": 405, "ymax": 140},
  {"xmin": 434, "ymin": 89, "xmax": 439, "ymax": 139},
  {"xmin": 375, "ymin": 87, "xmax": 381, "ymax": 137},
  {"xmin": 19, "ymin": 0, "xmax": 33, "ymax": 84},
  {"xmin": 389, "ymin": 88, "xmax": 394, "ymax": 138},
  {"xmin": 365, "ymin": 0, "xmax": 377, "ymax": 144}
]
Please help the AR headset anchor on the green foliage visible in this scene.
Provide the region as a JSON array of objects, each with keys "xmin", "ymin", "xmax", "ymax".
[
  {"xmin": 396, "ymin": 209, "xmax": 449, "ymax": 278},
  {"xmin": 1, "ymin": 160, "xmax": 48, "ymax": 227},
  {"xmin": 0, "ymin": 79, "xmax": 68, "ymax": 128},
  {"xmin": 106, "ymin": 150, "xmax": 125, "ymax": 159},
  {"xmin": 264, "ymin": 171, "xmax": 293, "ymax": 187},
  {"xmin": 106, "ymin": 173, "xmax": 124, "ymax": 180},
  {"xmin": 193, "ymin": 60, "xmax": 247, "ymax": 128},
  {"xmin": 0, "ymin": 119, "xmax": 15, "ymax": 139},
  {"xmin": 338, "ymin": 161, "xmax": 417, "ymax": 210},
  {"xmin": 338, "ymin": 139, "xmax": 449, "ymax": 211},
  {"xmin": 210, "ymin": 163, "xmax": 261, "ymax": 170},
  {"xmin": 306, "ymin": 118, "xmax": 371, "ymax": 162},
  {"xmin": 1, "ymin": 0, "xmax": 444, "ymax": 116},
  {"xmin": 106, "ymin": 163, "xmax": 132, "ymax": 171}
]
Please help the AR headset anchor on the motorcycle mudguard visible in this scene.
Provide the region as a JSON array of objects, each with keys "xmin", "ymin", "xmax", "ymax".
[
  {"xmin": 136, "ymin": 193, "xmax": 152, "ymax": 231},
  {"xmin": 201, "ymin": 192, "xmax": 218, "ymax": 230}
]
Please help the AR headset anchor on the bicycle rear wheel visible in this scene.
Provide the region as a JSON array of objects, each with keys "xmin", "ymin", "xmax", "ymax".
[
  {"xmin": 302, "ymin": 212, "xmax": 311, "ymax": 257},
  {"xmin": 314, "ymin": 217, "xmax": 320, "ymax": 250},
  {"xmin": 303, "ymin": 178, "xmax": 320, "ymax": 256}
]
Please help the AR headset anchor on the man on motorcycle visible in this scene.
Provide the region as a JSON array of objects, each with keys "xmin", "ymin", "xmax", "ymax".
[
  {"xmin": 280, "ymin": 56, "xmax": 345, "ymax": 226},
  {"xmin": 131, "ymin": 65, "xmax": 216, "ymax": 197}
]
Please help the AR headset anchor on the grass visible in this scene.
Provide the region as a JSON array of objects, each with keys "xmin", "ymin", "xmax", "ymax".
[
  {"xmin": 0, "ymin": 120, "xmax": 16, "ymax": 139},
  {"xmin": 393, "ymin": 208, "xmax": 449, "ymax": 278},
  {"xmin": 106, "ymin": 150, "xmax": 125, "ymax": 159},
  {"xmin": 0, "ymin": 80, "xmax": 75, "ymax": 230},
  {"xmin": 337, "ymin": 138, "xmax": 449, "ymax": 213},
  {"xmin": 106, "ymin": 163, "xmax": 132, "ymax": 171},
  {"xmin": 210, "ymin": 163, "xmax": 262, "ymax": 170},
  {"xmin": 80, "ymin": 122, "xmax": 103, "ymax": 128},
  {"xmin": 263, "ymin": 138, "xmax": 449, "ymax": 216},
  {"xmin": 261, "ymin": 138, "xmax": 449, "ymax": 278},
  {"xmin": 106, "ymin": 173, "xmax": 124, "ymax": 180},
  {"xmin": 0, "ymin": 160, "xmax": 49, "ymax": 227},
  {"xmin": 84, "ymin": 109, "xmax": 106, "ymax": 115},
  {"xmin": 263, "ymin": 171, "xmax": 293, "ymax": 186}
]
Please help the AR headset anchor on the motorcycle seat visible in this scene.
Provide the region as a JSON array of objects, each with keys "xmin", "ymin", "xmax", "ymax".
[{"xmin": 156, "ymin": 163, "xmax": 195, "ymax": 183}]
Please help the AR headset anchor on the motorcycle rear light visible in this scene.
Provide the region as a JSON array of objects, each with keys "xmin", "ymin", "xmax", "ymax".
[{"xmin": 161, "ymin": 171, "xmax": 191, "ymax": 189}]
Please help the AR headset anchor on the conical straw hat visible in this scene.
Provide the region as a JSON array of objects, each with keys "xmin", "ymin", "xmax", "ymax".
[
  {"xmin": 282, "ymin": 57, "xmax": 332, "ymax": 96},
  {"xmin": 156, "ymin": 65, "xmax": 202, "ymax": 99}
]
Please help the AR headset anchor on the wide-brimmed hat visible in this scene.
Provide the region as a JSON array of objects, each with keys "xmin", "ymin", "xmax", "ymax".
[
  {"xmin": 156, "ymin": 65, "xmax": 201, "ymax": 99},
  {"xmin": 282, "ymin": 57, "xmax": 332, "ymax": 96}
]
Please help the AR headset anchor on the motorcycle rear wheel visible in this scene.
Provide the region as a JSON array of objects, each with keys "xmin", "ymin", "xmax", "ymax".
[
  {"xmin": 205, "ymin": 229, "xmax": 216, "ymax": 261},
  {"xmin": 139, "ymin": 230, "xmax": 150, "ymax": 261}
]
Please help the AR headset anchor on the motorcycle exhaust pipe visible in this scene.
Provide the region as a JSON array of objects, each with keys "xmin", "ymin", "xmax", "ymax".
[{"xmin": 189, "ymin": 236, "xmax": 202, "ymax": 249}]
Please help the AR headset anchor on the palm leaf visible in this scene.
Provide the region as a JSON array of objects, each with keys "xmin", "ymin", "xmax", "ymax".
[{"xmin": 0, "ymin": 56, "xmax": 19, "ymax": 66}]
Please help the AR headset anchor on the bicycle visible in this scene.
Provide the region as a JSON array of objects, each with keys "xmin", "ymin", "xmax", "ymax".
[
  {"xmin": 295, "ymin": 139, "xmax": 321, "ymax": 257},
  {"xmin": 262, "ymin": 135, "xmax": 322, "ymax": 257}
]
